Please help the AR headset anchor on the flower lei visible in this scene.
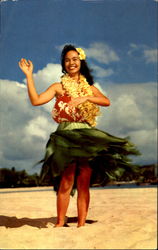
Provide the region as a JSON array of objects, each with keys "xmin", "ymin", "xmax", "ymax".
[{"xmin": 61, "ymin": 74, "xmax": 100, "ymax": 127}]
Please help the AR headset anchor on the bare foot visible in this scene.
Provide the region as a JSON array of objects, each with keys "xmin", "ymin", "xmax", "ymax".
[
  {"xmin": 77, "ymin": 223, "xmax": 85, "ymax": 228},
  {"xmin": 54, "ymin": 216, "xmax": 69, "ymax": 227},
  {"xmin": 54, "ymin": 223, "xmax": 69, "ymax": 228},
  {"xmin": 54, "ymin": 223, "xmax": 64, "ymax": 228}
]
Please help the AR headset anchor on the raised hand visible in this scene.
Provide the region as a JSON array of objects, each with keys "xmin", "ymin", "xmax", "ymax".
[{"xmin": 18, "ymin": 58, "xmax": 34, "ymax": 76}]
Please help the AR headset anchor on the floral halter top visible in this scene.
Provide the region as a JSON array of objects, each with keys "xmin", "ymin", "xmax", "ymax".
[{"xmin": 52, "ymin": 94, "xmax": 85, "ymax": 123}]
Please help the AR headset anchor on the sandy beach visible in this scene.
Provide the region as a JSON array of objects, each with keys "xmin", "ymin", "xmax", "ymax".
[{"xmin": 0, "ymin": 186, "xmax": 157, "ymax": 249}]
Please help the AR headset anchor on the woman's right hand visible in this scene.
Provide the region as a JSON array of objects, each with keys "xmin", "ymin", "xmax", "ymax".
[{"xmin": 18, "ymin": 58, "xmax": 34, "ymax": 77}]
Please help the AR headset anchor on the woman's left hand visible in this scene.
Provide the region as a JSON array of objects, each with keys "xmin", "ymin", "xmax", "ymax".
[{"xmin": 68, "ymin": 96, "xmax": 88, "ymax": 107}]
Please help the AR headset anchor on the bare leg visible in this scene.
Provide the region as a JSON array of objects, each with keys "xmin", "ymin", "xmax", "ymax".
[
  {"xmin": 77, "ymin": 162, "xmax": 92, "ymax": 227},
  {"xmin": 55, "ymin": 163, "xmax": 76, "ymax": 227}
]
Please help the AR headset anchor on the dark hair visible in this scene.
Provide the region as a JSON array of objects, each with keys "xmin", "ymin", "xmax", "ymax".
[{"xmin": 61, "ymin": 44, "xmax": 94, "ymax": 85}]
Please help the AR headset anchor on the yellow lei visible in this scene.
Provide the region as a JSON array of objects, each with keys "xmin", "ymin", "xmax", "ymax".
[{"xmin": 61, "ymin": 74, "xmax": 100, "ymax": 127}]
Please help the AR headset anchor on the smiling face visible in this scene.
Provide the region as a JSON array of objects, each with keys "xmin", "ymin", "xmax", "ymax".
[{"xmin": 64, "ymin": 50, "xmax": 81, "ymax": 77}]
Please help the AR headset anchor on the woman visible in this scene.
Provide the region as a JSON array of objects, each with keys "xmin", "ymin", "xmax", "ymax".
[{"xmin": 19, "ymin": 44, "xmax": 138, "ymax": 227}]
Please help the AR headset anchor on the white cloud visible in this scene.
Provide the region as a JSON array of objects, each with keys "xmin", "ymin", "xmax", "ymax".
[
  {"xmin": 84, "ymin": 42, "xmax": 120, "ymax": 64},
  {"xmin": 25, "ymin": 116, "xmax": 53, "ymax": 140},
  {"xmin": 0, "ymin": 77, "xmax": 57, "ymax": 173},
  {"xmin": 108, "ymin": 93, "xmax": 142, "ymax": 130},
  {"xmin": 128, "ymin": 43, "xmax": 157, "ymax": 64},
  {"xmin": 57, "ymin": 42, "xmax": 119, "ymax": 65},
  {"xmin": 97, "ymin": 82, "xmax": 157, "ymax": 164},
  {"xmin": 0, "ymin": 62, "xmax": 157, "ymax": 174},
  {"xmin": 16, "ymin": 82, "xmax": 27, "ymax": 88},
  {"xmin": 24, "ymin": 63, "xmax": 62, "ymax": 92},
  {"xmin": 23, "ymin": 63, "xmax": 61, "ymax": 113},
  {"xmin": 127, "ymin": 43, "xmax": 139, "ymax": 56},
  {"xmin": 91, "ymin": 64, "xmax": 114, "ymax": 78},
  {"xmin": 129, "ymin": 129, "xmax": 157, "ymax": 164},
  {"xmin": 144, "ymin": 49, "xmax": 157, "ymax": 63},
  {"xmin": 94, "ymin": 82, "xmax": 107, "ymax": 95}
]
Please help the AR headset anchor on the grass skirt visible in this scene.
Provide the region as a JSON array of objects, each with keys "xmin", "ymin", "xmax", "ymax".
[{"xmin": 40, "ymin": 122, "xmax": 139, "ymax": 194}]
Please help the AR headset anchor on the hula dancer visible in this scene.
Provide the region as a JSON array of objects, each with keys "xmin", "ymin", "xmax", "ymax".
[{"xmin": 19, "ymin": 44, "xmax": 138, "ymax": 227}]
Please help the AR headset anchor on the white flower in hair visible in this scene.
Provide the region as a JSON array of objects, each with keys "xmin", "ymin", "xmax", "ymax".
[{"xmin": 76, "ymin": 48, "xmax": 86, "ymax": 60}]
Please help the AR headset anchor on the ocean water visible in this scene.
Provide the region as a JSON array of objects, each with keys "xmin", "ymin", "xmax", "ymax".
[{"xmin": 0, "ymin": 184, "xmax": 157, "ymax": 194}]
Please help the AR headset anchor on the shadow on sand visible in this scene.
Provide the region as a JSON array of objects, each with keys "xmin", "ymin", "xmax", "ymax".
[{"xmin": 0, "ymin": 215, "xmax": 97, "ymax": 228}]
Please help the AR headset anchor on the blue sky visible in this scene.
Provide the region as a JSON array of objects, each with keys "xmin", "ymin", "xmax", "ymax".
[
  {"xmin": 1, "ymin": 0, "xmax": 157, "ymax": 83},
  {"xmin": 0, "ymin": 0, "xmax": 157, "ymax": 173}
]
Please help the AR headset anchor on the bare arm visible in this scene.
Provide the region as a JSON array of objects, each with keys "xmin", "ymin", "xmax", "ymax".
[
  {"xmin": 88, "ymin": 85, "xmax": 110, "ymax": 106},
  {"xmin": 18, "ymin": 58, "xmax": 57, "ymax": 106}
]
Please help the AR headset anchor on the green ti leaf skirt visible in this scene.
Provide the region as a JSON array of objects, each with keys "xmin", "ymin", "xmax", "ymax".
[{"xmin": 40, "ymin": 122, "xmax": 140, "ymax": 194}]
